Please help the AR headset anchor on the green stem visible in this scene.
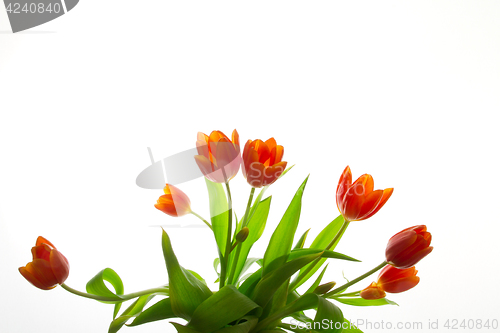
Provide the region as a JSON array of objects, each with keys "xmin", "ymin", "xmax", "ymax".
[
  {"xmin": 219, "ymin": 178, "xmax": 233, "ymax": 289},
  {"xmin": 331, "ymin": 290, "xmax": 361, "ymax": 298},
  {"xmin": 323, "ymin": 261, "xmax": 387, "ymax": 298},
  {"xmin": 289, "ymin": 219, "xmax": 350, "ymax": 291},
  {"xmin": 60, "ymin": 283, "xmax": 168, "ymax": 302},
  {"xmin": 190, "ymin": 211, "xmax": 213, "ymax": 230},
  {"xmin": 228, "ymin": 187, "xmax": 255, "ymax": 285}
]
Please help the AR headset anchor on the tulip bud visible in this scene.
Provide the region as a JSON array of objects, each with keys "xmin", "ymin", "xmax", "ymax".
[
  {"xmin": 313, "ymin": 281, "xmax": 336, "ymax": 295},
  {"xmin": 155, "ymin": 184, "xmax": 192, "ymax": 217},
  {"xmin": 236, "ymin": 227, "xmax": 249, "ymax": 243},
  {"xmin": 386, "ymin": 225, "xmax": 433, "ymax": 269},
  {"xmin": 360, "ymin": 265, "xmax": 420, "ymax": 300},
  {"xmin": 19, "ymin": 236, "xmax": 70, "ymax": 290}
]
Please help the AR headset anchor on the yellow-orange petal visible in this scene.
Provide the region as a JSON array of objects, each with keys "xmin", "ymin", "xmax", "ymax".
[
  {"xmin": 262, "ymin": 161, "xmax": 287, "ymax": 186},
  {"xmin": 26, "ymin": 260, "xmax": 58, "ymax": 289},
  {"xmin": 264, "ymin": 138, "xmax": 277, "ymax": 153},
  {"xmin": 36, "ymin": 236, "xmax": 55, "ymax": 249},
  {"xmin": 232, "ymin": 129, "xmax": 240, "ymax": 149},
  {"xmin": 360, "ymin": 282, "xmax": 386, "ymax": 300},
  {"xmin": 336, "ymin": 166, "xmax": 352, "ymax": 212},
  {"xmin": 356, "ymin": 189, "xmax": 384, "ymax": 220},
  {"xmin": 363, "ymin": 188, "xmax": 393, "ymax": 220}
]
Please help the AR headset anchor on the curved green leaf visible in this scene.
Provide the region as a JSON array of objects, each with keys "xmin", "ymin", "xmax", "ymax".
[
  {"xmin": 332, "ymin": 296, "xmax": 398, "ymax": 306},
  {"xmin": 108, "ymin": 294, "xmax": 157, "ymax": 333},
  {"xmin": 305, "ymin": 264, "xmax": 329, "ymax": 294},
  {"xmin": 289, "ymin": 248, "xmax": 360, "ymax": 263},
  {"xmin": 188, "ymin": 285, "xmax": 261, "ymax": 333},
  {"xmin": 263, "ymin": 176, "xmax": 309, "ymax": 276},
  {"xmin": 162, "ymin": 229, "xmax": 212, "ymax": 320},
  {"xmin": 128, "ymin": 298, "xmax": 177, "ymax": 327},
  {"xmin": 86, "ymin": 268, "xmax": 124, "ymax": 318},
  {"xmin": 293, "ymin": 229, "xmax": 311, "ymax": 250},
  {"xmin": 238, "ymin": 268, "xmax": 262, "ymax": 297},
  {"xmin": 171, "ymin": 322, "xmax": 201, "ymax": 333},
  {"xmin": 314, "ymin": 297, "xmax": 344, "ymax": 333}
]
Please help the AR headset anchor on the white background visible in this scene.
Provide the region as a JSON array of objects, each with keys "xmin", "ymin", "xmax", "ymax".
[{"xmin": 1, "ymin": 1, "xmax": 499, "ymax": 332}]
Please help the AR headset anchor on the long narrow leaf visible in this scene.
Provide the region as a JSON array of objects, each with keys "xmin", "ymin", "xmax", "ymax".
[
  {"xmin": 205, "ymin": 178, "xmax": 229, "ymax": 255},
  {"xmin": 263, "ymin": 176, "xmax": 309, "ymax": 275},
  {"xmin": 128, "ymin": 298, "xmax": 177, "ymax": 327}
]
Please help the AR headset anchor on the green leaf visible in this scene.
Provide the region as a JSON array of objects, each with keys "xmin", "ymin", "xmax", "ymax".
[
  {"xmin": 108, "ymin": 294, "xmax": 157, "ymax": 333},
  {"xmin": 162, "ymin": 229, "xmax": 212, "ymax": 320},
  {"xmin": 213, "ymin": 258, "xmax": 220, "ymax": 276},
  {"xmin": 171, "ymin": 322, "xmax": 202, "ymax": 333},
  {"xmin": 305, "ymin": 264, "xmax": 329, "ymax": 294},
  {"xmin": 187, "ymin": 285, "xmax": 262, "ymax": 333},
  {"xmin": 128, "ymin": 298, "xmax": 176, "ymax": 327},
  {"xmin": 186, "ymin": 269, "xmax": 207, "ymax": 285},
  {"xmin": 86, "ymin": 268, "xmax": 124, "ymax": 318},
  {"xmin": 294, "ymin": 215, "xmax": 347, "ymax": 289},
  {"xmin": 314, "ymin": 297, "xmax": 344, "ymax": 333},
  {"xmin": 238, "ymin": 267, "xmax": 262, "ymax": 297},
  {"xmin": 332, "ymin": 296, "xmax": 398, "ymax": 306},
  {"xmin": 213, "ymin": 316, "xmax": 258, "ymax": 333},
  {"xmin": 288, "ymin": 248, "xmax": 360, "ymax": 263},
  {"xmin": 228, "ymin": 197, "xmax": 271, "ymax": 284},
  {"xmin": 205, "ymin": 178, "xmax": 229, "ymax": 255},
  {"xmin": 252, "ymin": 251, "xmax": 321, "ymax": 308},
  {"xmin": 293, "ymin": 229, "xmax": 311, "ymax": 250},
  {"xmin": 263, "ymin": 176, "xmax": 309, "ymax": 275}
]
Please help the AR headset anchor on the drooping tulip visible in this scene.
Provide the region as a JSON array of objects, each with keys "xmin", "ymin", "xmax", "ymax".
[
  {"xmin": 360, "ymin": 265, "xmax": 420, "ymax": 300},
  {"xmin": 386, "ymin": 225, "xmax": 433, "ymax": 269},
  {"xmin": 242, "ymin": 138, "xmax": 287, "ymax": 188},
  {"xmin": 155, "ymin": 184, "xmax": 192, "ymax": 217},
  {"xmin": 19, "ymin": 237, "xmax": 70, "ymax": 290},
  {"xmin": 194, "ymin": 130, "xmax": 241, "ymax": 183},
  {"xmin": 336, "ymin": 166, "xmax": 393, "ymax": 222}
]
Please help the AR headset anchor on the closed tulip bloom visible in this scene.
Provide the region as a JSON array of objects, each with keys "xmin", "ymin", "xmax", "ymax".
[
  {"xmin": 386, "ymin": 225, "xmax": 433, "ymax": 269},
  {"xmin": 19, "ymin": 237, "xmax": 70, "ymax": 290},
  {"xmin": 336, "ymin": 166, "xmax": 393, "ymax": 222},
  {"xmin": 155, "ymin": 184, "xmax": 192, "ymax": 217},
  {"xmin": 361, "ymin": 265, "xmax": 420, "ymax": 300},
  {"xmin": 242, "ymin": 138, "xmax": 287, "ymax": 188},
  {"xmin": 195, "ymin": 130, "xmax": 241, "ymax": 183}
]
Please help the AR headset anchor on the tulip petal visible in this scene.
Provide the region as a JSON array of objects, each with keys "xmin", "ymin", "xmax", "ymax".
[
  {"xmin": 31, "ymin": 244, "xmax": 52, "ymax": 261},
  {"xmin": 251, "ymin": 140, "xmax": 271, "ymax": 165},
  {"xmin": 246, "ymin": 161, "xmax": 265, "ymax": 188},
  {"xmin": 336, "ymin": 166, "xmax": 352, "ymax": 213},
  {"xmin": 381, "ymin": 276, "xmax": 420, "ymax": 293},
  {"xmin": 378, "ymin": 265, "xmax": 417, "ymax": 285},
  {"xmin": 356, "ymin": 190, "xmax": 383, "ymax": 220},
  {"xmin": 196, "ymin": 140, "xmax": 211, "ymax": 160},
  {"xmin": 394, "ymin": 247, "xmax": 434, "ymax": 269},
  {"xmin": 342, "ymin": 175, "xmax": 370, "ymax": 221},
  {"xmin": 27, "ymin": 259, "xmax": 58, "ymax": 289},
  {"xmin": 360, "ymin": 282, "xmax": 386, "ymax": 300},
  {"xmin": 362, "ymin": 188, "xmax": 394, "ymax": 220},
  {"xmin": 195, "ymin": 155, "xmax": 216, "ymax": 174},
  {"xmin": 197, "ymin": 132, "xmax": 209, "ymax": 144},
  {"xmin": 50, "ymin": 249, "xmax": 70, "ymax": 284},
  {"xmin": 36, "ymin": 236, "xmax": 55, "ymax": 249},
  {"xmin": 262, "ymin": 161, "xmax": 287, "ymax": 186},
  {"xmin": 231, "ymin": 129, "xmax": 240, "ymax": 150},
  {"xmin": 386, "ymin": 230, "xmax": 418, "ymax": 262},
  {"xmin": 243, "ymin": 146, "xmax": 259, "ymax": 178},
  {"xmin": 19, "ymin": 266, "xmax": 55, "ymax": 290}
]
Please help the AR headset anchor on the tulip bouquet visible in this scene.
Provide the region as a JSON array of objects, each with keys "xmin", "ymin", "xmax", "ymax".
[{"xmin": 19, "ymin": 129, "xmax": 433, "ymax": 333}]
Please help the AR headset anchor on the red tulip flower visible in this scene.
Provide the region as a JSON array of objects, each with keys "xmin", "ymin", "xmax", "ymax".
[
  {"xmin": 19, "ymin": 237, "xmax": 70, "ymax": 290},
  {"xmin": 386, "ymin": 225, "xmax": 433, "ymax": 269},
  {"xmin": 360, "ymin": 265, "xmax": 420, "ymax": 300},
  {"xmin": 155, "ymin": 184, "xmax": 192, "ymax": 217},
  {"xmin": 336, "ymin": 166, "xmax": 393, "ymax": 222},
  {"xmin": 242, "ymin": 138, "xmax": 287, "ymax": 188},
  {"xmin": 195, "ymin": 130, "xmax": 241, "ymax": 183}
]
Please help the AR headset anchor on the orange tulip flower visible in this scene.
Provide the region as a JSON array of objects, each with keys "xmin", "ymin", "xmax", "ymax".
[
  {"xmin": 386, "ymin": 225, "xmax": 433, "ymax": 269},
  {"xmin": 360, "ymin": 265, "xmax": 420, "ymax": 300},
  {"xmin": 19, "ymin": 236, "xmax": 70, "ymax": 290},
  {"xmin": 242, "ymin": 138, "xmax": 287, "ymax": 188},
  {"xmin": 155, "ymin": 184, "xmax": 192, "ymax": 217},
  {"xmin": 195, "ymin": 129, "xmax": 241, "ymax": 183},
  {"xmin": 336, "ymin": 166, "xmax": 393, "ymax": 222}
]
